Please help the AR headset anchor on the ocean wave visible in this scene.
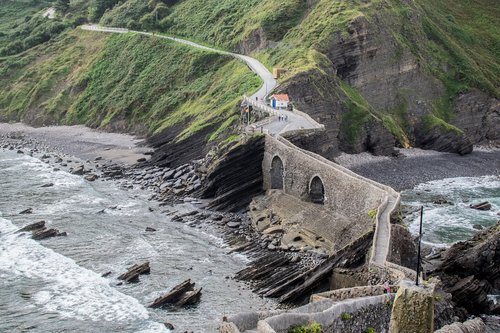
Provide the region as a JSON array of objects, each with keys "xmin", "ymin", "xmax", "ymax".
[{"xmin": 0, "ymin": 217, "xmax": 158, "ymax": 325}]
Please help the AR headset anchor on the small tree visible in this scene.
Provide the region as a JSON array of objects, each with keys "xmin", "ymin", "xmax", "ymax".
[{"xmin": 54, "ymin": 0, "xmax": 70, "ymax": 13}]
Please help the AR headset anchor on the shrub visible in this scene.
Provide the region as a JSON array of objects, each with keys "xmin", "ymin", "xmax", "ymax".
[
  {"xmin": 288, "ymin": 322, "xmax": 322, "ymax": 333},
  {"xmin": 341, "ymin": 312, "xmax": 352, "ymax": 321}
]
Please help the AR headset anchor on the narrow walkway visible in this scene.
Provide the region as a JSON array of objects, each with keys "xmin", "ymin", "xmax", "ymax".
[
  {"xmin": 80, "ymin": 25, "xmax": 275, "ymax": 100},
  {"xmin": 372, "ymin": 195, "xmax": 397, "ymax": 265},
  {"xmin": 80, "ymin": 25, "xmax": 319, "ymax": 135}
]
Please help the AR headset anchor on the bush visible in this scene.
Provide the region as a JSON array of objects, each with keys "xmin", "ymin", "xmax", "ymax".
[
  {"xmin": 288, "ymin": 322, "xmax": 322, "ymax": 333},
  {"xmin": 341, "ymin": 312, "xmax": 352, "ymax": 321}
]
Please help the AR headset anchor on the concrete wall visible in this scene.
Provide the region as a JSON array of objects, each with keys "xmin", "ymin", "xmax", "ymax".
[
  {"xmin": 262, "ymin": 295, "xmax": 394, "ymax": 333},
  {"xmin": 311, "ymin": 285, "xmax": 399, "ymax": 303},
  {"xmin": 263, "ymin": 135, "xmax": 389, "ymax": 242}
]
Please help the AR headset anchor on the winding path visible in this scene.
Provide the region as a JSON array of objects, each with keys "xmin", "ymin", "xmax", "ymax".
[
  {"xmin": 80, "ymin": 25, "xmax": 320, "ymax": 134},
  {"xmin": 80, "ymin": 25, "xmax": 275, "ymax": 100}
]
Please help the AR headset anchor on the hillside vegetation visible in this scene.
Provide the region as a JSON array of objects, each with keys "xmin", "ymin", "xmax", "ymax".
[
  {"xmin": 0, "ymin": 29, "xmax": 260, "ymax": 143},
  {"xmin": 0, "ymin": 0, "xmax": 498, "ymax": 156}
]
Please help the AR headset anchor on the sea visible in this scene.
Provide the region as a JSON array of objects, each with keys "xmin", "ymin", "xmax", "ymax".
[
  {"xmin": 402, "ymin": 175, "xmax": 500, "ymax": 246},
  {"xmin": 0, "ymin": 149, "xmax": 274, "ymax": 333}
]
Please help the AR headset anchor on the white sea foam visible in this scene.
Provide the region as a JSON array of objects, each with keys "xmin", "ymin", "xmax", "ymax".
[
  {"xmin": 403, "ymin": 175, "xmax": 500, "ymax": 245},
  {"xmin": 0, "ymin": 217, "xmax": 159, "ymax": 325}
]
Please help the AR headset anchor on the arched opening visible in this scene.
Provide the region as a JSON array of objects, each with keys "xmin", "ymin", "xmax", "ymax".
[
  {"xmin": 270, "ymin": 156, "xmax": 284, "ymax": 189},
  {"xmin": 309, "ymin": 176, "xmax": 325, "ymax": 204}
]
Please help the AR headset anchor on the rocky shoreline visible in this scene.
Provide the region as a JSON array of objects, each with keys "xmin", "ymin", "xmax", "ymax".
[
  {"xmin": 0, "ymin": 126, "xmax": 327, "ymax": 308},
  {"xmin": 2, "ymin": 123, "xmax": 499, "ymax": 331},
  {"xmin": 336, "ymin": 146, "xmax": 500, "ymax": 191}
]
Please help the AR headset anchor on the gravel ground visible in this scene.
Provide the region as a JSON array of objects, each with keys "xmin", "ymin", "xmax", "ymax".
[
  {"xmin": 2, "ymin": 122, "xmax": 498, "ymax": 191},
  {"xmin": 336, "ymin": 147, "xmax": 500, "ymax": 191},
  {"xmin": 0, "ymin": 123, "xmax": 151, "ymax": 164}
]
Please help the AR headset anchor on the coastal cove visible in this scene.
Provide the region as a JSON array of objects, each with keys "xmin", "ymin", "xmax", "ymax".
[
  {"xmin": 1, "ymin": 123, "xmax": 499, "ymax": 331},
  {"xmin": 0, "ymin": 126, "xmax": 276, "ymax": 332}
]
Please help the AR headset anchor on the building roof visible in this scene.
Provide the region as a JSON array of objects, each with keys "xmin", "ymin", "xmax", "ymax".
[{"xmin": 270, "ymin": 94, "xmax": 290, "ymax": 102}]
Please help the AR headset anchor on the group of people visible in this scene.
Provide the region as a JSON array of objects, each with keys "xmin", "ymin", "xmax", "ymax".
[{"xmin": 278, "ymin": 114, "xmax": 288, "ymax": 122}]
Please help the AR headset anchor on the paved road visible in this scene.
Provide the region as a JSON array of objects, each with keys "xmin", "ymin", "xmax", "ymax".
[
  {"xmin": 81, "ymin": 25, "xmax": 324, "ymax": 135},
  {"xmin": 80, "ymin": 25, "xmax": 276, "ymax": 100}
]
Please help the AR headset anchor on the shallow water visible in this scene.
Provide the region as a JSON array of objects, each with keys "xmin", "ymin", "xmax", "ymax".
[
  {"xmin": 0, "ymin": 150, "xmax": 274, "ymax": 332},
  {"xmin": 401, "ymin": 175, "xmax": 500, "ymax": 246}
]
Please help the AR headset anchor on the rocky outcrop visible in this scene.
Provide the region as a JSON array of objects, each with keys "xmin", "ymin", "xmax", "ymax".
[
  {"xmin": 149, "ymin": 279, "xmax": 202, "ymax": 308},
  {"xmin": 414, "ymin": 125, "xmax": 473, "ymax": 155},
  {"xmin": 118, "ymin": 262, "xmax": 151, "ymax": 283},
  {"xmin": 201, "ymin": 135, "xmax": 265, "ymax": 212},
  {"xmin": 148, "ymin": 122, "xmax": 219, "ymax": 169},
  {"xmin": 434, "ymin": 318, "xmax": 486, "ymax": 333},
  {"xmin": 452, "ymin": 90, "xmax": 500, "ymax": 145},
  {"xmin": 388, "ymin": 224, "xmax": 418, "ymax": 270},
  {"xmin": 432, "ymin": 221, "xmax": 500, "ymax": 315},
  {"xmin": 279, "ymin": 12, "xmax": 496, "ymax": 156},
  {"xmin": 283, "ymin": 128, "xmax": 336, "ymax": 160}
]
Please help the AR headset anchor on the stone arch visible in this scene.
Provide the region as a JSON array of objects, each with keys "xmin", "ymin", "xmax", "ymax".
[
  {"xmin": 309, "ymin": 175, "xmax": 325, "ymax": 204},
  {"xmin": 270, "ymin": 155, "xmax": 284, "ymax": 190}
]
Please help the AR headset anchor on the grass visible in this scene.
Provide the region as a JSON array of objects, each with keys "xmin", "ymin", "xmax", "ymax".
[
  {"xmin": 288, "ymin": 322, "xmax": 322, "ymax": 333},
  {"xmin": 0, "ymin": 29, "xmax": 260, "ymax": 143}
]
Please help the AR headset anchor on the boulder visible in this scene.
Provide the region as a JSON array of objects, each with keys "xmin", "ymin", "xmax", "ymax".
[
  {"xmin": 149, "ymin": 279, "xmax": 201, "ymax": 308},
  {"xmin": 17, "ymin": 221, "xmax": 45, "ymax": 232},
  {"xmin": 32, "ymin": 228, "xmax": 66, "ymax": 240},
  {"xmin": 71, "ymin": 165, "xmax": 85, "ymax": 175},
  {"xmin": 470, "ymin": 202, "xmax": 491, "ymax": 211},
  {"xmin": 434, "ymin": 318, "xmax": 486, "ymax": 333},
  {"xmin": 19, "ymin": 208, "xmax": 33, "ymax": 215},
  {"xmin": 145, "ymin": 227, "xmax": 157, "ymax": 232},
  {"xmin": 84, "ymin": 174, "xmax": 98, "ymax": 182},
  {"xmin": 118, "ymin": 262, "xmax": 151, "ymax": 283},
  {"xmin": 41, "ymin": 183, "xmax": 54, "ymax": 188}
]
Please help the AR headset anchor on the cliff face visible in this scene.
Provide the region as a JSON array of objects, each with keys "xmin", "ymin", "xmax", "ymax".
[{"xmin": 276, "ymin": 8, "xmax": 498, "ymax": 156}]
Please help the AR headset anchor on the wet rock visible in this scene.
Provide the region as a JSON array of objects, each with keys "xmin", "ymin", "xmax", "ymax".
[
  {"xmin": 470, "ymin": 201, "xmax": 491, "ymax": 211},
  {"xmin": 226, "ymin": 221, "xmax": 241, "ymax": 228},
  {"xmin": 32, "ymin": 228, "xmax": 66, "ymax": 240},
  {"xmin": 149, "ymin": 279, "xmax": 201, "ymax": 308},
  {"xmin": 145, "ymin": 227, "xmax": 157, "ymax": 232},
  {"xmin": 17, "ymin": 149, "xmax": 24, "ymax": 154},
  {"xmin": 84, "ymin": 174, "xmax": 98, "ymax": 182},
  {"xmin": 71, "ymin": 165, "xmax": 85, "ymax": 175},
  {"xmin": 102, "ymin": 271, "xmax": 112, "ymax": 278},
  {"xmin": 41, "ymin": 183, "xmax": 54, "ymax": 188},
  {"xmin": 19, "ymin": 208, "xmax": 33, "ymax": 215},
  {"xmin": 95, "ymin": 156, "xmax": 103, "ymax": 161},
  {"xmin": 472, "ymin": 224, "xmax": 484, "ymax": 230},
  {"xmin": 17, "ymin": 221, "xmax": 45, "ymax": 232},
  {"xmin": 137, "ymin": 157, "xmax": 146, "ymax": 163},
  {"xmin": 118, "ymin": 262, "xmax": 151, "ymax": 283},
  {"xmin": 164, "ymin": 323, "xmax": 175, "ymax": 330},
  {"xmin": 433, "ymin": 197, "xmax": 451, "ymax": 205}
]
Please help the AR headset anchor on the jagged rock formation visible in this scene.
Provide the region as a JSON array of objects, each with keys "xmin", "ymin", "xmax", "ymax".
[
  {"xmin": 434, "ymin": 318, "xmax": 486, "ymax": 333},
  {"xmin": 432, "ymin": 221, "xmax": 500, "ymax": 315},
  {"xmin": 200, "ymin": 135, "xmax": 265, "ymax": 212},
  {"xmin": 388, "ymin": 224, "xmax": 418, "ymax": 270}
]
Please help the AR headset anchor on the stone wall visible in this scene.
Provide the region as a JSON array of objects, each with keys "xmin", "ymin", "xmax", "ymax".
[
  {"xmin": 262, "ymin": 135, "xmax": 390, "ymax": 242},
  {"xmin": 311, "ymin": 285, "xmax": 399, "ymax": 303},
  {"xmin": 262, "ymin": 295, "xmax": 394, "ymax": 333}
]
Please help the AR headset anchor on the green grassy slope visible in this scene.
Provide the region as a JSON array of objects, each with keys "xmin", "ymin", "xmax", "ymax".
[
  {"xmin": 0, "ymin": 0, "xmax": 498, "ymax": 152},
  {"xmin": 0, "ymin": 30, "xmax": 260, "ymax": 142}
]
